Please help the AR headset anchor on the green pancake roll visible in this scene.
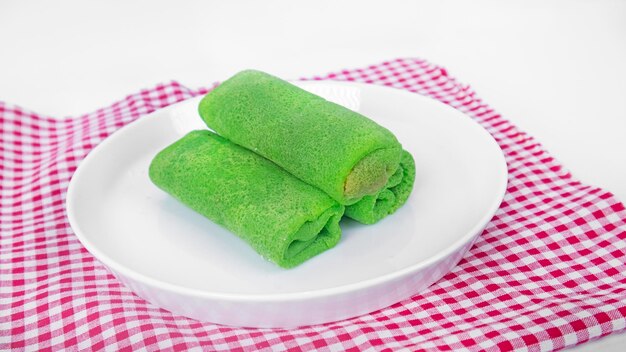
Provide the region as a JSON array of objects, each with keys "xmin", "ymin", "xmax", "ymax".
[
  {"xmin": 198, "ymin": 70, "xmax": 403, "ymax": 205},
  {"xmin": 149, "ymin": 130, "xmax": 345, "ymax": 269},
  {"xmin": 345, "ymin": 150, "xmax": 415, "ymax": 224}
]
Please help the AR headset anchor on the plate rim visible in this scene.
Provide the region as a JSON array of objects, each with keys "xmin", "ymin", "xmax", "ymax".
[{"xmin": 66, "ymin": 80, "xmax": 508, "ymax": 302}]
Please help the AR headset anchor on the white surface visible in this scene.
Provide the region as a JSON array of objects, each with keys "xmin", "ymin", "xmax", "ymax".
[
  {"xmin": 3, "ymin": 0, "xmax": 624, "ymax": 345},
  {"xmin": 66, "ymin": 81, "xmax": 507, "ymax": 327}
]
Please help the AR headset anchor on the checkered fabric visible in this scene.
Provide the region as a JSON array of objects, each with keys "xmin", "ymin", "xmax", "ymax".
[{"xmin": 2, "ymin": 58, "xmax": 626, "ymax": 351}]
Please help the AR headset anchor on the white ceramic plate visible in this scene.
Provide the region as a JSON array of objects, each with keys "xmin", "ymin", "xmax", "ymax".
[{"xmin": 66, "ymin": 81, "xmax": 507, "ymax": 328}]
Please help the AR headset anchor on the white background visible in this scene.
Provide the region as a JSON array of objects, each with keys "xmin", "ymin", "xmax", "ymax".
[{"xmin": 1, "ymin": 0, "xmax": 624, "ymax": 350}]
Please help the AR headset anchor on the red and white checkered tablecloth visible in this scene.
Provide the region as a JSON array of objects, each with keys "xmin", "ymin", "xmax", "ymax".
[{"xmin": 2, "ymin": 58, "xmax": 626, "ymax": 351}]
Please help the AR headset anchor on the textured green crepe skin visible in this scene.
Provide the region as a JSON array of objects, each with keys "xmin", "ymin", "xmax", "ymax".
[
  {"xmin": 149, "ymin": 130, "xmax": 345, "ymax": 269},
  {"xmin": 198, "ymin": 70, "xmax": 402, "ymax": 205},
  {"xmin": 345, "ymin": 150, "xmax": 415, "ymax": 224}
]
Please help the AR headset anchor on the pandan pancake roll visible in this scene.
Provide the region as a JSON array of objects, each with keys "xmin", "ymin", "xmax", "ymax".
[
  {"xmin": 149, "ymin": 130, "xmax": 344, "ymax": 269},
  {"xmin": 198, "ymin": 70, "xmax": 403, "ymax": 205}
]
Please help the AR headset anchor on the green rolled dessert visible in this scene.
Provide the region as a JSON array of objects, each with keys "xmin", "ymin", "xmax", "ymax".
[
  {"xmin": 345, "ymin": 150, "xmax": 416, "ymax": 224},
  {"xmin": 198, "ymin": 70, "xmax": 403, "ymax": 205},
  {"xmin": 149, "ymin": 130, "xmax": 345, "ymax": 268}
]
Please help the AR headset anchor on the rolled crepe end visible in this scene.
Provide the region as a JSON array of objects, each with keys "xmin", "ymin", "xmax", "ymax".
[
  {"xmin": 391, "ymin": 150, "xmax": 416, "ymax": 208},
  {"xmin": 345, "ymin": 150, "xmax": 416, "ymax": 224},
  {"xmin": 344, "ymin": 190, "xmax": 396, "ymax": 225},
  {"xmin": 343, "ymin": 147, "xmax": 402, "ymax": 204},
  {"xmin": 279, "ymin": 204, "xmax": 345, "ymax": 268}
]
